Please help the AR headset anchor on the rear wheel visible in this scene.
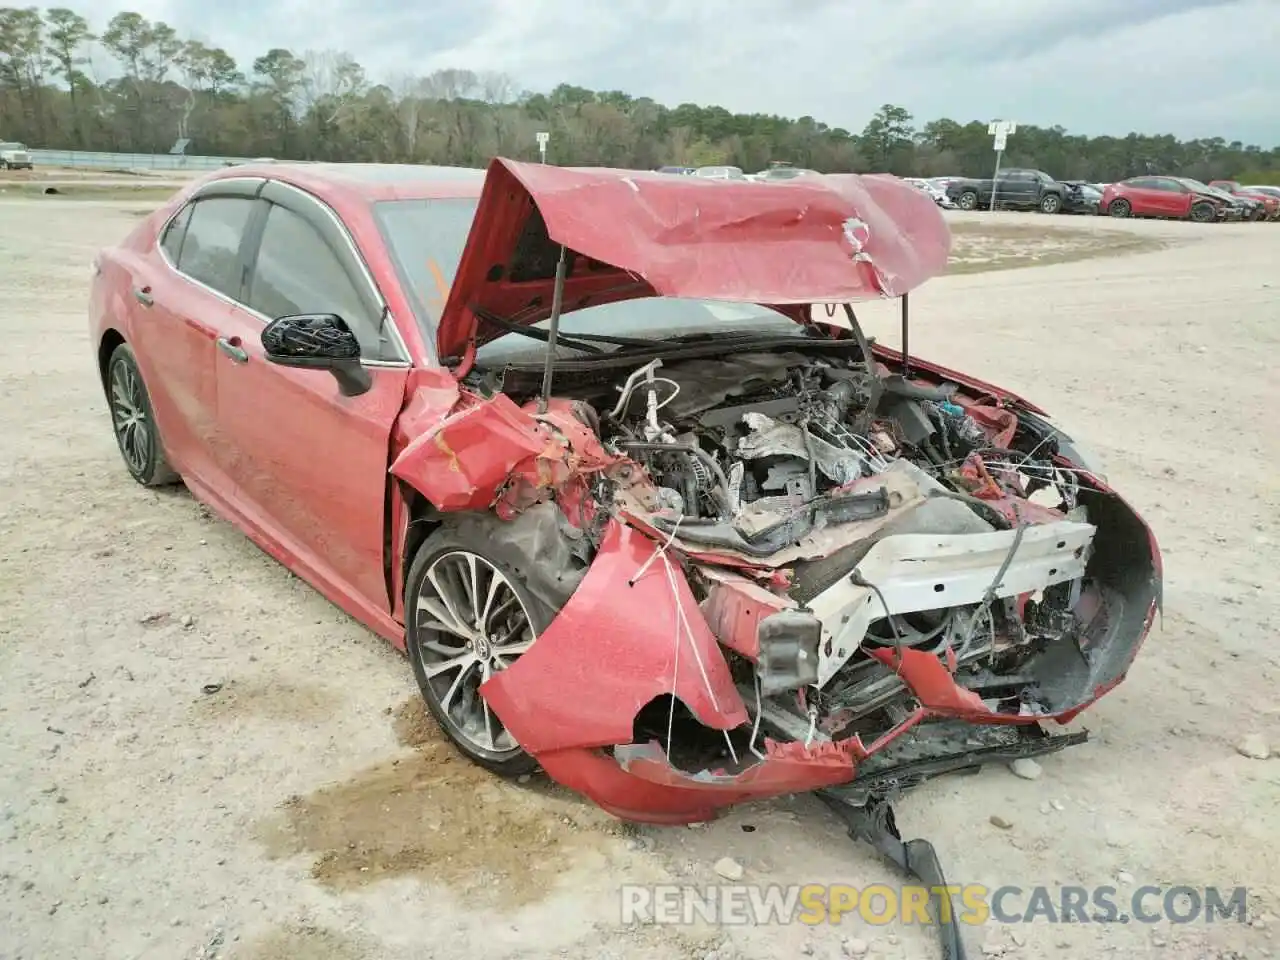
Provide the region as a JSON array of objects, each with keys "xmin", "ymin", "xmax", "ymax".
[
  {"xmin": 107, "ymin": 343, "xmax": 178, "ymax": 486},
  {"xmin": 1108, "ymin": 198, "xmax": 1131, "ymax": 218},
  {"xmin": 957, "ymin": 190, "xmax": 979, "ymax": 211},
  {"xmin": 405, "ymin": 524, "xmax": 554, "ymax": 777},
  {"xmin": 1189, "ymin": 202, "xmax": 1217, "ymax": 223}
]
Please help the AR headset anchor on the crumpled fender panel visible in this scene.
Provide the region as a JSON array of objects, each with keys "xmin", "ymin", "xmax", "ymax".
[
  {"xmin": 480, "ymin": 519, "xmax": 749, "ymax": 755},
  {"xmin": 390, "ymin": 392, "xmax": 543, "ymax": 512},
  {"xmin": 535, "ymin": 742, "xmax": 858, "ymax": 825},
  {"xmin": 390, "ymin": 392, "xmax": 623, "ymax": 517}
]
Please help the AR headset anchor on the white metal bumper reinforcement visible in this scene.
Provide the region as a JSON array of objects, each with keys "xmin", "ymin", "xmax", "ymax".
[{"xmin": 807, "ymin": 520, "xmax": 1096, "ymax": 686}]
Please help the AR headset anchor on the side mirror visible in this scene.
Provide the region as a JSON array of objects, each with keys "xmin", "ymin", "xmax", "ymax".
[{"xmin": 261, "ymin": 313, "xmax": 371, "ymax": 397}]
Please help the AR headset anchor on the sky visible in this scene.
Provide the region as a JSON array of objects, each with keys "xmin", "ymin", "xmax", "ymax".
[{"xmin": 88, "ymin": 0, "xmax": 1277, "ymax": 146}]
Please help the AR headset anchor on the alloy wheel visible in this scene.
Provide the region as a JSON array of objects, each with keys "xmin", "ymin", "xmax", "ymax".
[
  {"xmin": 110, "ymin": 356, "xmax": 152, "ymax": 476},
  {"xmin": 413, "ymin": 550, "xmax": 537, "ymax": 761}
]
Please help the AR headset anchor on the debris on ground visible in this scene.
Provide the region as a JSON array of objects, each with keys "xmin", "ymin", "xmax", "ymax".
[
  {"xmin": 1009, "ymin": 758, "xmax": 1043, "ymax": 780},
  {"xmin": 712, "ymin": 857, "xmax": 744, "ymax": 881},
  {"xmin": 989, "ymin": 815, "xmax": 1014, "ymax": 830},
  {"xmin": 840, "ymin": 936, "xmax": 868, "ymax": 957},
  {"xmin": 1235, "ymin": 733, "xmax": 1270, "ymax": 760}
]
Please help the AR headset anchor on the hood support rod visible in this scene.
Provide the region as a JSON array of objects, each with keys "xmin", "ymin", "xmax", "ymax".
[
  {"xmin": 900, "ymin": 292, "xmax": 911, "ymax": 380},
  {"xmin": 537, "ymin": 244, "xmax": 569, "ymax": 414}
]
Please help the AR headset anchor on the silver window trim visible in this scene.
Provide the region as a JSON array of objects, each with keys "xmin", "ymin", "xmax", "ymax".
[{"xmin": 156, "ymin": 180, "xmax": 412, "ymax": 369}]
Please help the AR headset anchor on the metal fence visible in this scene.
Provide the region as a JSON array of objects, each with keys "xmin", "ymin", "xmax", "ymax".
[{"xmin": 28, "ymin": 149, "xmax": 253, "ymax": 170}]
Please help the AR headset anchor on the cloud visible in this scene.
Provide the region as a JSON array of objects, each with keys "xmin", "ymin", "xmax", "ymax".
[{"xmin": 87, "ymin": 0, "xmax": 1278, "ymax": 145}]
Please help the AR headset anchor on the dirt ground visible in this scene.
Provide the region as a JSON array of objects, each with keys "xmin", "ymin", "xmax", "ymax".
[{"xmin": 0, "ymin": 199, "xmax": 1277, "ymax": 960}]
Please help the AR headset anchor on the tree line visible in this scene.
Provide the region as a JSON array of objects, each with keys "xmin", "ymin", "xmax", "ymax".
[{"xmin": 2, "ymin": 5, "xmax": 1278, "ymax": 184}]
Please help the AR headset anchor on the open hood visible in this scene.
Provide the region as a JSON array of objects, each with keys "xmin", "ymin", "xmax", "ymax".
[{"xmin": 435, "ymin": 158, "xmax": 952, "ymax": 360}]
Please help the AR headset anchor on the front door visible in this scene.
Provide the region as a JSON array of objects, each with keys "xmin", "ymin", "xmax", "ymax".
[{"xmin": 213, "ymin": 184, "xmax": 411, "ymax": 621}]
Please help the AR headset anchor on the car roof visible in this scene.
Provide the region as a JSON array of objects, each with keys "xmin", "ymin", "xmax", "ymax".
[{"xmin": 202, "ymin": 161, "xmax": 488, "ymax": 203}]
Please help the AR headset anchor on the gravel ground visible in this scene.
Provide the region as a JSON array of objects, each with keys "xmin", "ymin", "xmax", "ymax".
[{"xmin": 0, "ymin": 200, "xmax": 1277, "ymax": 960}]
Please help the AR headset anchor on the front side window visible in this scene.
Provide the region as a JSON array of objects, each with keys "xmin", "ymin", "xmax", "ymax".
[
  {"xmin": 176, "ymin": 197, "xmax": 255, "ymax": 298},
  {"xmin": 247, "ymin": 204, "xmax": 386, "ymax": 358}
]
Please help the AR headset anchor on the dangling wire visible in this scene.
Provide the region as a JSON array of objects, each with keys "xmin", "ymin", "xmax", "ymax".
[{"xmin": 629, "ymin": 518, "xmax": 738, "ymax": 766}]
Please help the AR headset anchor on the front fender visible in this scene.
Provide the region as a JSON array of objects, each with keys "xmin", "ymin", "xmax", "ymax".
[{"xmin": 480, "ymin": 519, "xmax": 749, "ymax": 754}]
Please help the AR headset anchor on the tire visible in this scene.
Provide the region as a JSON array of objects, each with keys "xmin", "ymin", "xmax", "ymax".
[
  {"xmin": 1039, "ymin": 193, "xmax": 1063, "ymax": 214},
  {"xmin": 957, "ymin": 190, "xmax": 979, "ymax": 211},
  {"xmin": 1107, "ymin": 199, "xmax": 1131, "ymax": 218},
  {"xmin": 405, "ymin": 520, "xmax": 558, "ymax": 777},
  {"xmin": 106, "ymin": 343, "xmax": 179, "ymax": 486},
  {"xmin": 1189, "ymin": 202, "xmax": 1216, "ymax": 224},
  {"xmin": 1250, "ymin": 208, "xmax": 1266, "ymax": 223}
]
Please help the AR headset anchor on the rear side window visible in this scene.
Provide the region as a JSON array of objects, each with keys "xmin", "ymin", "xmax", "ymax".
[
  {"xmin": 176, "ymin": 197, "xmax": 254, "ymax": 299},
  {"xmin": 160, "ymin": 203, "xmax": 193, "ymax": 263},
  {"xmin": 246, "ymin": 204, "xmax": 385, "ymax": 358}
]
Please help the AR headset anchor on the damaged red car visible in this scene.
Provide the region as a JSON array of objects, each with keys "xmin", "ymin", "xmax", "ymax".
[{"xmin": 90, "ymin": 159, "xmax": 1161, "ymax": 824}]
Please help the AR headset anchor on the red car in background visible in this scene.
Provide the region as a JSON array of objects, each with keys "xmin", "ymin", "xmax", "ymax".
[
  {"xmin": 1101, "ymin": 175, "xmax": 1234, "ymax": 222},
  {"xmin": 89, "ymin": 159, "xmax": 1160, "ymax": 825},
  {"xmin": 1209, "ymin": 180, "xmax": 1280, "ymax": 221}
]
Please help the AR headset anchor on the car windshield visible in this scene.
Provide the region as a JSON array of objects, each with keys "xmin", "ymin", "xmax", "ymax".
[
  {"xmin": 474, "ymin": 299, "xmax": 799, "ymax": 364},
  {"xmin": 1243, "ymin": 185, "xmax": 1280, "ymax": 197},
  {"xmin": 373, "ymin": 196, "xmax": 802, "ymax": 359}
]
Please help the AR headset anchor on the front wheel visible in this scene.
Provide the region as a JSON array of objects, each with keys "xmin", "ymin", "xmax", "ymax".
[
  {"xmin": 405, "ymin": 524, "xmax": 554, "ymax": 777},
  {"xmin": 107, "ymin": 343, "xmax": 178, "ymax": 486},
  {"xmin": 1039, "ymin": 193, "xmax": 1063, "ymax": 214},
  {"xmin": 1189, "ymin": 202, "xmax": 1217, "ymax": 223},
  {"xmin": 957, "ymin": 190, "xmax": 979, "ymax": 211}
]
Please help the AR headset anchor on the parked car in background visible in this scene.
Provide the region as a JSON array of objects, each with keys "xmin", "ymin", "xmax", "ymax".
[
  {"xmin": 1100, "ymin": 176, "xmax": 1236, "ymax": 222},
  {"xmin": 1060, "ymin": 181, "xmax": 1102, "ymax": 215},
  {"xmin": 946, "ymin": 168, "xmax": 1073, "ymax": 213},
  {"xmin": 1240, "ymin": 184, "xmax": 1280, "ymax": 214},
  {"xmin": 902, "ymin": 177, "xmax": 956, "ymax": 209},
  {"xmin": 693, "ymin": 165, "xmax": 748, "ymax": 180},
  {"xmin": 754, "ymin": 165, "xmax": 820, "ymax": 182},
  {"xmin": 0, "ymin": 141, "xmax": 33, "ymax": 170},
  {"xmin": 1208, "ymin": 180, "xmax": 1280, "ymax": 221},
  {"xmin": 656, "ymin": 166, "xmax": 696, "ymax": 175}
]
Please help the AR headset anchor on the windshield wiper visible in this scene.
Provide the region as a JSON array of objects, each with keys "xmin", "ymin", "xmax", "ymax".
[{"xmin": 473, "ymin": 305, "xmax": 663, "ymax": 352}]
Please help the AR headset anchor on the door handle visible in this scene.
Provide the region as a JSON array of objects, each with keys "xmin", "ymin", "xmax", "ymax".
[
  {"xmin": 133, "ymin": 286, "xmax": 153, "ymax": 307},
  {"xmin": 216, "ymin": 337, "xmax": 248, "ymax": 363}
]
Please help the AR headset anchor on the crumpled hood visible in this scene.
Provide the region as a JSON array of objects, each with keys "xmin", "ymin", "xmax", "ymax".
[{"xmin": 435, "ymin": 158, "xmax": 952, "ymax": 359}]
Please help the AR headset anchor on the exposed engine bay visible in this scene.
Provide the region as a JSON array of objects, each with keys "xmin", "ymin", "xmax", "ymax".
[{"xmin": 468, "ymin": 330, "xmax": 1138, "ymax": 778}]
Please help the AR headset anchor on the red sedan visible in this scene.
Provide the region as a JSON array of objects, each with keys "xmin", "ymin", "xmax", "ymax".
[
  {"xmin": 1209, "ymin": 180, "xmax": 1280, "ymax": 221},
  {"xmin": 91, "ymin": 160, "xmax": 1160, "ymax": 824},
  {"xmin": 1101, "ymin": 175, "xmax": 1232, "ymax": 221}
]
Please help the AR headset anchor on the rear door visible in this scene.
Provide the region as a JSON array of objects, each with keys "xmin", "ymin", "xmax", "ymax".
[
  {"xmin": 1123, "ymin": 178, "xmax": 1161, "ymax": 216},
  {"xmin": 212, "ymin": 179, "xmax": 411, "ymax": 618},
  {"xmin": 130, "ymin": 179, "xmax": 262, "ymax": 494}
]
